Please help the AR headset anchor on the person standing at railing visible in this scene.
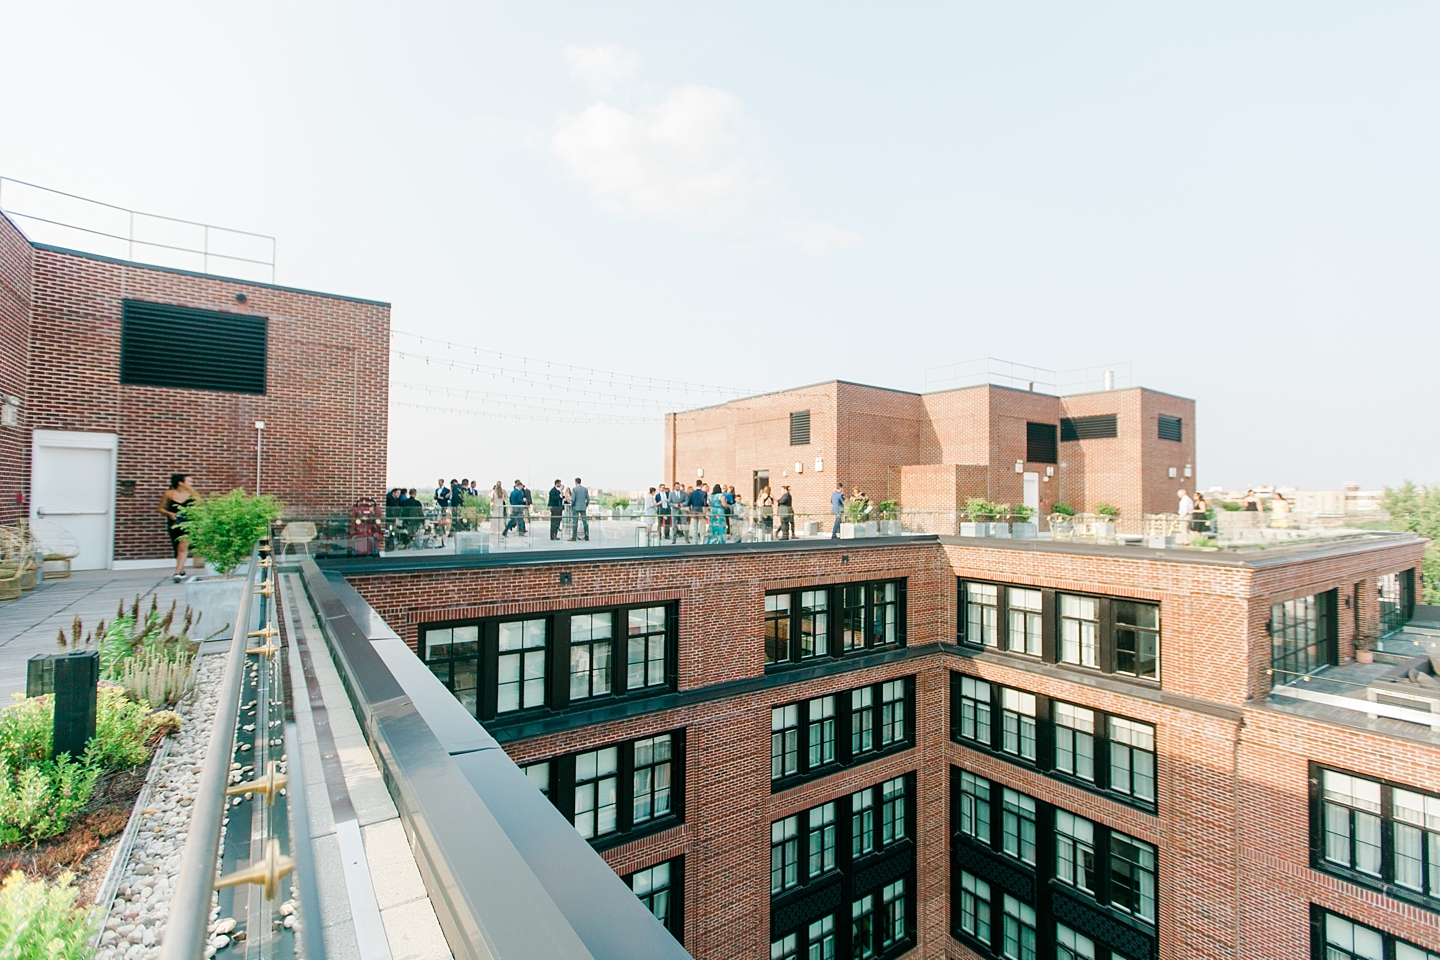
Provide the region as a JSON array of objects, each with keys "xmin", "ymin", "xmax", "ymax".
[
  {"xmin": 435, "ymin": 479, "xmax": 451, "ymax": 517},
  {"xmin": 656, "ymin": 484, "xmax": 672, "ymax": 540},
  {"xmin": 548, "ymin": 479, "xmax": 566, "ymax": 540},
  {"xmin": 644, "ymin": 487, "xmax": 660, "ymax": 539},
  {"xmin": 830, "ymin": 483, "xmax": 847, "ymax": 539},
  {"xmin": 707, "ymin": 484, "xmax": 728, "ymax": 543},
  {"xmin": 1192, "ymin": 492, "xmax": 1210, "ymax": 532},
  {"xmin": 759, "ymin": 486, "xmax": 775, "ymax": 540},
  {"xmin": 489, "ymin": 481, "xmax": 506, "ymax": 535},
  {"xmin": 502, "ymin": 480, "xmax": 527, "ymax": 536},
  {"xmin": 670, "ymin": 482, "xmax": 689, "ymax": 541},
  {"xmin": 570, "ymin": 478, "xmax": 590, "ymax": 541},
  {"xmin": 777, "ymin": 485, "xmax": 794, "ymax": 540},
  {"xmin": 688, "ymin": 483, "xmax": 708, "ymax": 540}
]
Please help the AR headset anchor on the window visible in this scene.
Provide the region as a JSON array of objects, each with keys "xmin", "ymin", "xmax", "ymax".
[
  {"xmin": 958, "ymin": 771, "xmax": 991, "ymax": 845},
  {"xmin": 1271, "ymin": 591, "xmax": 1335, "ymax": 682},
  {"xmin": 1157, "ymin": 414, "xmax": 1183, "ymax": 442},
  {"xmin": 1060, "ymin": 414, "xmax": 1118, "ymax": 441},
  {"xmin": 1379, "ymin": 571, "xmax": 1414, "ymax": 634},
  {"xmin": 807, "ymin": 915, "xmax": 835, "ymax": 960},
  {"xmin": 852, "ymin": 687, "xmax": 874, "ymax": 756},
  {"xmin": 772, "ymin": 816, "xmax": 800, "ymax": 894},
  {"xmin": 628, "ymin": 860, "xmax": 676, "ymax": 934},
  {"xmin": 880, "ymin": 680, "xmax": 906, "ymax": 746},
  {"xmin": 1108, "ymin": 717, "xmax": 1156, "ymax": 804},
  {"xmin": 958, "ymin": 676, "xmax": 992, "ymax": 746},
  {"xmin": 569, "ymin": 612, "xmax": 613, "ymax": 700},
  {"xmin": 843, "ymin": 586, "xmax": 867, "ymax": 652},
  {"xmin": 1317, "ymin": 909, "xmax": 1440, "ymax": 960},
  {"xmin": 800, "ymin": 590, "xmax": 829, "ymax": 659},
  {"xmin": 1322, "ymin": 770, "xmax": 1383, "ymax": 877},
  {"xmin": 880, "ymin": 776, "xmax": 907, "ymax": 847},
  {"xmin": 1002, "ymin": 895, "xmax": 1037, "ymax": 960},
  {"xmin": 852, "ymin": 787, "xmax": 875, "ymax": 858},
  {"xmin": 790, "ymin": 409, "xmax": 811, "ymax": 446},
  {"xmin": 1058, "ymin": 595, "xmax": 1099, "ymax": 668},
  {"xmin": 880, "ymin": 879, "xmax": 906, "ymax": 949},
  {"xmin": 1113, "ymin": 601, "xmax": 1159, "ymax": 680},
  {"xmin": 765, "ymin": 594, "xmax": 791, "ymax": 665},
  {"xmin": 959, "ymin": 870, "xmax": 992, "ymax": 945},
  {"xmin": 1001, "ymin": 688, "xmax": 1037, "ymax": 762},
  {"xmin": 1316, "ymin": 767, "xmax": 1440, "ymax": 905},
  {"xmin": 1054, "ymin": 702, "xmax": 1096, "ymax": 782},
  {"xmin": 1055, "ymin": 811, "xmax": 1097, "ymax": 896},
  {"xmin": 852, "ymin": 893, "xmax": 877, "ymax": 960},
  {"xmin": 497, "ymin": 619, "xmax": 548, "ymax": 713},
  {"xmin": 808, "ymin": 696, "xmax": 836, "ymax": 769},
  {"xmin": 772, "ymin": 705, "xmax": 800, "ymax": 781},
  {"xmin": 1002, "ymin": 790, "xmax": 1037, "ymax": 864},
  {"xmin": 627, "ymin": 607, "xmax": 668, "ymax": 690},
  {"xmin": 120, "ymin": 299, "xmax": 267, "ymax": 395},
  {"xmin": 871, "ymin": 583, "xmax": 900, "ymax": 646},
  {"xmin": 1056, "ymin": 923, "xmax": 1096, "ymax": 960},
  {"xmin": 771, "ymin": 933, "xmax": 797, "ymax": 960},
  {"xmin": 1108, "ymin": 833, "xmax": 1157, "ymax": 924},
  {"xmin": 1392, "ymin": 787, "xmax": 1440, "ymax": 897},
  {"xmin": 965, "ymin": 583, "xmax": 999, "ymax": 647},
  {"xmin": 522, "ymin": 760, "xmax": 550, "ymax": 797},
  {"xmin": 423, "ymin": 625, "xmax": 479, "ymax": 716},
  {"xmin": 1007, "ymin": 588, "xmax": 1043, "ymax": 656},
  {"xmin": 1026, "ymin": 422, "xmax": 1058, "ymax": 464},
  {"xmin": 808, "ymin": 802, "xmax": 837, "ymax": 879},
  {"xmin": 573, "ymin": 746, "xmax": 618, "ymax": 840},
  {"xmin": 633, "ymin": 734, "xmax": 673, "ymax": 825}
]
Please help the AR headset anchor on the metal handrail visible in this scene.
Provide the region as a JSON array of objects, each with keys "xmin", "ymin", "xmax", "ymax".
[{"xmin": 159, "ymin": 551, "xmax": 262, "ymax": 960}]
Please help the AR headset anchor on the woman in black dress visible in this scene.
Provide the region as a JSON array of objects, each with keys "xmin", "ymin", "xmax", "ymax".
[{"xmin": 159, "ymin": 473, "xmax": 198, "ymax": 582}]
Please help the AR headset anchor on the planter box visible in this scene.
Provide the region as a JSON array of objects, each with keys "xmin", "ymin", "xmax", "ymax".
[
  {"xmin": 878, "ymin": 520, "xmax": 902, "ymax": 536},
  {"xmin": 184, "ymin": 575, "xmax": 245, "ymax": 640},
  {"xmin": 839, "ymin": 523, "xmax": 867, "ymax": 539},
  {"xmin": 960, "ymin": 522, "xmax": 989, "ymax": 538},
  {"xmin": 455, "ymin": 532, "xmax": 489, "ymax": 555},
  {"xmin": 1011, "ymin": 522, "xmax": 1038, "ymax": 540},
  {"xmin": 1145, "ymin": 534, "xmax": 1173, "ymax": 549},
  {"xmin": 1094, "ymin": 521, "xmax": 1116, "ymax": 538},
  {"xmin": 802, "ymin": 521, "xmax": 821, "ymax": 537},
  {"xmin": 864, "ymin": 522, "xmax": 879, "ymax": 537},
  {"xmin": 989, "ymin": 523, "xmax": 1011, "ymax": 538}
]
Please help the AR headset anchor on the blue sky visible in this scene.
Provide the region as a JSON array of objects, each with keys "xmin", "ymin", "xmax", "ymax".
[{"xmin": 4, "ymin": 3, "xmax": 1437, "ymax": 492}]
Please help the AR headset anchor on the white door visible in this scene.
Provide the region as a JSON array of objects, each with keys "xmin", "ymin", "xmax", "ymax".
[
  {"xmin": 31, "ymin": 431, "xmax": 117, "ymax": 571},
  {"xmin": 1023, "ymin": 472, "xmax": 1040, "ymax": 515}
]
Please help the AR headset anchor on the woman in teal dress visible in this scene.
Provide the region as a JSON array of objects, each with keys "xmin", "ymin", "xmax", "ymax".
[{"xmin": 707, "ymin": 484, "xmax": 728, "ymax": 543}]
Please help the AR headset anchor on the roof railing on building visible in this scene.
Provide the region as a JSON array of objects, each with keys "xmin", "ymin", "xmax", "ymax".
[
  {"xmin": 924, "ymin": 357, "xmax": 1135, "ymax": 395},
  {"xmin": 0, "ymin": 176, "xmax": 276, "ymax": 283}
]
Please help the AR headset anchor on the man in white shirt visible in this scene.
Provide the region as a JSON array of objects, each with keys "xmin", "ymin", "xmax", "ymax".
[{"xmin": 1177, "ymin": 489, "xmax": 1195, "ymax": 519}]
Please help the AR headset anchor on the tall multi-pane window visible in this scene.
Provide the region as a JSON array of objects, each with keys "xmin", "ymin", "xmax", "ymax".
[
  {"xmin": 807, "ymin": 915, "xmax": 835, "ymax": 960},
  {"xmin": 1315, "ymin": 767, "xmax": 1440, "ymax": 905},
  {"xmin": 423, "ymin": 625, "xmax": 479, "ymax": 715},
  {"xmin": 871, "ymin": 583, "xmax": 900, "ymax": 645},
  {"xmin": 632, "ymin": 734, "xmax": 672, "ymax": 825},
  {"xmin": 1109, "ymin": 833, "xmax": 1157, "ymax": 924},
  {"xmin": 1271, "ymin": 592, "xmax": 1334, "ymax": 681},
  {"xmin": 573, "ymin": 746, "xmax": 618, "ymax": 840},
  {"xmin": 852, "ymin": 787, "xmax": 875, "ymax": 858},
  {"xmin": 959, "ymin": 871, "xmax": 992, "ymax": 945},
  {"xmin": 1392, "ymin": 787, "xmax": 1440, "ymax": 897},
  {"xmin": 1114, "ymin": 601, "xmax": 1159, "ymax": 680},
  {"xmin": 1055, "ymin": 811, "xmax": 1097, "ymax": 895},
  {"xmin": 771, "ymin": 933, "xmax": 797, "ymax": 960},
  {"xmin": 852, "ymin": 688, "xmax": 875, "ymax": 756},
  {"xmin": 1378, "ymin": 571, "xmax": 1409, "ymax": 634},
  {"xmin": 880, "ymin": 776, "xmax": 906, "ymax": 847},
  {"xmin": 1002, "ymin": 789, "xmax": 1037, "ymax": 864},
  {"xmin": 958, "ymin": 676, "xmax": 992, "ymax": 745},
  {"xmin": 1319, "ymin": 909, "xmax": 1439, "ymax": 960},
  {"xmin": 880, "ymin": 879, "xmax": 905, "ymax": 949},
  {"xmin": 842, "ymin": 585, "xmax": 867, "ymax": 652},
  {"xmin": 967, "ymin": 583, "xmax": 999, "ymax": 647},
  {"xmin": 1001, "ymin": 688, "xmax": 1037, "ymax": 761},
  {"xmin": 1322, "ymin": 770, "xmax": 1383, "ymax": 877},
  {"xmin": 497, "ymin": 619, "xmax": 548, "ymax": 713},
  {"xmin": 772, "ymin": 705, "xmax": 800, "ymax": 781},
  {"xmin": 628, "ymin": 861, "xmax": 673, "ymax": 930},
  {"xmin": 522, "ymin": 760, "xmax": 550, "ymax": 797},
  {"xmin": 808, "ymin": 696, "xmax": 836, "ymax": 769},
  {"xmin": 880, "ymin": 680, "xmax": 906, "ymax": 746},
  {"xmin": 627, "ymin": 607, "xmax": 668, "ymax": 689},
  {"xmin": 1054, "ymin": 702, "xmax": 1096, "ymax": 781},
  {"xmin": 569, "ymin": 612, "xmax": 613, "ymax": 700},
  {"xmin": 765, "ymin": 594, "xmax": 792, "ymax": 665},
  {"xmin": 800, "ymin": 590, "xmax": 829, "ymax": 658},
  {"xmin": 1109, "ymin": 718, "xmax": 1156, "ymax": 804},
  {"xmin": 1002, "ymin": 895, "xmax": 1037, "ymax": 960},
  {"xmin": 852, "ymin": 893, "xmax": 878, "ymax": 960},
  {"xmin": 1056, "ymin": 924, "xmax": 1096, "ymax": 960},
  {"xmin": 1058, "ymin": 595, "xmax": 1099, "ymax": 668},
  {"xmin": 771, "ymin": 816, "xmax": 800, "ymax": 894},
  {"xmin": 958, "ymin": 771, "xmax": 991, "ymax": 845},
  {"xmin": 1007, "ymin": 588, "xmax": 1043, "ymax": 656},
  {"xmin": 808, "ymin": 803, "xmax": 836, "ymax": 878}
]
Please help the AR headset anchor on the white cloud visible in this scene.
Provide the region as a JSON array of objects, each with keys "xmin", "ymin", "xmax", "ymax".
[
  {"xmin": 785, "ymin": 220, "xmax": 864, "ymax": 255},
  {"xmin": 562, "ymin": 43, "xmax": 638, "ymax": 96}
]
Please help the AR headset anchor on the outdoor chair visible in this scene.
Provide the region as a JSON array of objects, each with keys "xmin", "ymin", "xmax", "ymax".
[
  {"xmin": 30, "ymin": 518, "xmax": 79, "ymax": 579},
  {"xmin": 279, "ymin": 521, "xmax": 319, "ymax": 556}
]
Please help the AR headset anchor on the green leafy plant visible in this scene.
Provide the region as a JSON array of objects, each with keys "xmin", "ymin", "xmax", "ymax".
[
  {"xmin": 1383, "ymin": 481, "xmax": 1440, "ymax": 604},
  {"xmin": 0, "ymin": 758, "xmax": 97, "ymax": 845},
  {"xmin": 0, "ymin": 869, "xmax": 93, "ymax": 958},
  {"xmin": 1219, "ymin": 500, "xmax": 1244, "ymax": 512},
  {"xmin": 1011, "ymin": 504, "xmax": 1036, "ymax": 523},
  {"xmin": 1094, "ymin": 502, "xmax": 1120, "ymax": 517},
  {"xmin": 0, "ymin": 697, "xmax": 51, "ymax": 775},
  {"xmin": 844, "ymin": 496, "xmax": 875, "ymax": 523},
  {"xmin": 876, "ymin": 500, "xmax": 899, "ymax": 521},
  {"xmin": 1051, "ymin": 503, "xmax": 1076, "ymax": 517},
  {"xmin": 82, "ymin": 688, "xmax": 152, "ymax": 772},
  {"xmin": 966, "ymin": 498, "xmax": 998, "ymax": 521},
  {"xmin": 180, "ymin": 489, "xmax": 284, "ymax": 575}
]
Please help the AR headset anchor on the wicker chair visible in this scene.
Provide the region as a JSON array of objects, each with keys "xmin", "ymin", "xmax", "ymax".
[
  {"xmin": 0, "ymin": 562, "xmax": 21, "ymax": 602},
  {"xmin": 29, "ymin": 519, "xmax": 79, "ymax": 579}
]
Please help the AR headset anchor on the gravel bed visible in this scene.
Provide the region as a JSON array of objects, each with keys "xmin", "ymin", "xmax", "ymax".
[{"xmin": 95, "ymin": 654, "xmax": 227, "ymax": 960}]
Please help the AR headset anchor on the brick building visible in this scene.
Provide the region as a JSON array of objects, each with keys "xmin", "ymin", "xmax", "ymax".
[
  {"xmin": 0, "ymin": 210, "xmax": 389, "ymax": 567},
  {"xmin": 663, "ymin": 381, "xmax": 1197, "ymax": 523},
  {"xmin": 321, "ymin": 527, "xmax": 1439, "ymax": 960}
]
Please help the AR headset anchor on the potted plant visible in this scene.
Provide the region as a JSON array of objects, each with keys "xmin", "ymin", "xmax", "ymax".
[
  {"xmin": 1011, "ymin": 504, "xmax": 1038, "ymax": 539},
  {"xmin": 180, "ymin": 489, "xmax": 283, "ymax": 639},
  {"xmin": 989, "ymin": 504, "xmax": 1012, "ymax": 538},
  {"xmin": 1355, "ymin": 635, "xmax": 1376, "ymax": 664},
  {"xmin": 1093, "ymin": 502, "xmax": 1120, "ymax": 538},
  {"xmin": 1048, "ymin": 502, "xmax": 1076, "ymax": 540},
  {"xmin": 876, "ymin": 500, "xmax": 901, "ymax": 536},
  {"xmin": 962, "ymin": 498, "xmax": 995, "ymax": 538}
]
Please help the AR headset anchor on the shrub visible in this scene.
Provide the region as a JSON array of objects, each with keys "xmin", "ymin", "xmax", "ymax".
[
  {"xmin": 0, "ymin": 870, "xmax": 93, "ymax": 959},
  {"xmin": 114, "ymin": 651, "xmax": 194, "ymax": 708},
  {"xmin": 180, "ymin": 489, "xmax": 284, "ymax": 575},
  {"xmin": 83, "ymin": 688, "xmax": 151, "ymax": 772},
  {"xmin": 1094, "ymin": 502, "xmax": 1120, "ymax": 517},
  {"xmin": 1051, "ymin": 503, "xmax": 1076, "ymax": 516},
  {"xmin": 0, "ymin": 697, "xmax": 52, "ymax": 776},
  {"xmin": 966, "ymin": 498, "xmax": 998, "ymax": 520},
  {"xmin": 876, "ymin": 500, "xmax": 899, "ymax": 521},
  {"xmin": 1011, "ymin": 504, "xmax": 1035, "ymax": 522},
  {"xmin": 0, "ymin": 759, "xmax": 97, "ymax": 845}
]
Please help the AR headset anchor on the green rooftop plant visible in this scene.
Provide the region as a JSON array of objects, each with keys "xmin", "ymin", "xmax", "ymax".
[
  {"xmin": 966, "ymin": 498, "xmax": 998, "ymax": 521},
  {"xmin": 876, "ymin": 500, "xmax": 899, "ymax": 521},
  {"xmin": 1011, "ymin": 504, "xmax": 1035, "ymax": 522},
  {"xmin": 0, "ymin": 870, "xmax": 94, "ymax": 959},
  {"xmin": 1094, "ymin": 502, "xmax": 1120, "ymax": 517},
  {"xmin": 1051, "ymin": 503, "xmax": 1076, "ymax": 517},
  {"xmin": 180, "ymin": 489, "xmax": 284, "ymax": 575}
]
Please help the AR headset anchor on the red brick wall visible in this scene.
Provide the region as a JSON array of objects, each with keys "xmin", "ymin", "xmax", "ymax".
[
  {"xmin": 0, "ymin": 214, "xmax": 31, "ymax": 524},
  {"xmin": 1058, "ymin": 388, "xmax": 1197, "ymax": 521},
  {"xmin": 25, "ymin": 245, "xmax": 390, "ymax": 560}
]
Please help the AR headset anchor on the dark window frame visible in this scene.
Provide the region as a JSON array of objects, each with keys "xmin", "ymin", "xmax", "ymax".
[
  {"xmin": 790, "ymin": 409, "xmax": 812, "ymax": 446},
  {"xmin": 766, "ymin": 580, "xmax": 907, "ymax": 668},
  {"xmin": 1157, "ymin": 414, "xmax": 1183, "ymax": 442},
  {"xmin": 1309, "ymin": 905, "xmax": 1439, "ymax": 960},
  {"xmin": 1026, "ymin": 422, "xmax": 1059, "ymax": 464},
  {"xmin": 772, "ymin": 676, "xmax": 916, "ymax": 793},
  {"xmin": 120, "ymin": 299, "xmax": 268, "ymax": 395},
  {"xmin": 1060, "ymin": 414, "xmax": 1119, "ymax": 441},
  {"xmin": 625, "ymin": 856, "xmax": 684, "ymax": 943},
  {"xmin": 1270, "ymin": 590, "xmax": 1337, "ymax": 685}
]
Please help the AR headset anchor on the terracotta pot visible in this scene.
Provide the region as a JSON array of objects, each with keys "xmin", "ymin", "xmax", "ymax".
[{"xmin": 1356, "ymin": 649, "xmax": 1374, "ymax": 664}]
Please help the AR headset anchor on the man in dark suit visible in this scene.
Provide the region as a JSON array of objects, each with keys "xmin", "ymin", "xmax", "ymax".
[{"xmin": 548, "ymin": 479, "xmax": 565, "ymax": 540}]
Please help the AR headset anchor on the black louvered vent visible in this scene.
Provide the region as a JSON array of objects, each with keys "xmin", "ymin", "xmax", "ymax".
[
  {"xmin": 1025, "ymin": 422, "xmax": 1058, "ymax": 464},
  {"xmin": 120, "ymin": 300, "xmax": 267, "ymax": 395},
  {"xmin": 1060, "ymin": 414, "xmax": 1119, "ymax": 441},
  {"xmin": 790, "ymin": 410, "xmax": 811, "ymax": 446},
  {"xmin": 1158, "ymin": 414, "xmax": 1183, "ymax": 442}
]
